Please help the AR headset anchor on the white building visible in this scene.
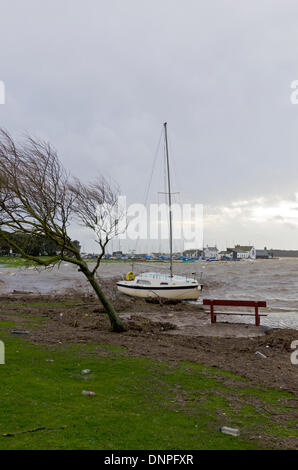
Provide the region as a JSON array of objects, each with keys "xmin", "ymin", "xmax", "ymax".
[
  {"xmin": 203, "ymin": 245, "xmax": 219, "ymax": 259},
  {"xmin": 234, "ymin": 245, "xmax": 256, "ymax": 260}
]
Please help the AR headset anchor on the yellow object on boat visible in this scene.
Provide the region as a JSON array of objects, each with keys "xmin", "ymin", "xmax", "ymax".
[{"xmin": 126, "ymin": 271, "xmax": 135, "ymax": 281}]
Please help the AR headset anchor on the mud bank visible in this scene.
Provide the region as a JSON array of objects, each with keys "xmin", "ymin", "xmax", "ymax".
[{"xmin": 0, "ymin": 291, "xmax": 297, "ymax": 396}]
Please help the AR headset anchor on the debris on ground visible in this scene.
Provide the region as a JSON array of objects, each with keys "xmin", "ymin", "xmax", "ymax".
[
  {"xmin": 2, "ymin": 425, "xmax": 66, "ymax": 437},
  {"xmin": 219, "ymin": 426, "xmax": 240, "ymax": 437},
  {"xmin": 255, "ymin": 351, "xmax": 267, "ymax": 359},
  {"xmin": 10, "ymin": 330, "xmax": 30, "ymax": 335},
  {"xmin": 81, "ymin": 390, "xmax": 96, "ymax": 396}
]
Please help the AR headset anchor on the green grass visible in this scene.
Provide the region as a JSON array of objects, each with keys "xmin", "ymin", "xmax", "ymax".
[
  {"xmin": 0, "ymin": 316, "xmax": 49, "ymax": 331},
  {"xmin": 0, "ymin": 256, "xmax": 156, "ymax": 267},
  {"xmin": 0, "ymin": 256, "xmax": 181, "ymax": 268},
  {"xmin": 0, "ymin": 331, "xmax": 296, "ymax": 450},
  {"xmin": 0, "ymin": 256, "xmax": 54, "ymax": 268},
  {"xmin": 0, "ymin": 321, "xmax": 18, "ymax": 328}
]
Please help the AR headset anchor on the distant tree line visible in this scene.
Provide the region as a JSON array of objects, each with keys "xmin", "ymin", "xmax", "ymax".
[{"xmin": 0, "ymin": 231, "xmax": 81, "ymax": 257}]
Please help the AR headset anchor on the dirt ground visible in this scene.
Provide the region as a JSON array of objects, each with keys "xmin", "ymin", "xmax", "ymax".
[
  {"xmin": 1, "ymin": 278, "xmax": 297, "ymax": 450},
  {"xmin": 1, "ymin": 284, "xmax": 297, "ymax": 397}
]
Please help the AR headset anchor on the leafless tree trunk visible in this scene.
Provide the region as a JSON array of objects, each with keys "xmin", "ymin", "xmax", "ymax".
[{"xmin": 0, "ymin": 129, "xmax": 125, "ymax": 332}]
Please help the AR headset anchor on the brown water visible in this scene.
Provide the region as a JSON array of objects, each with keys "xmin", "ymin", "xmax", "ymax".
[{"xmin": 0, "ymin": 258, "xmax": 297, "ymax": 330}]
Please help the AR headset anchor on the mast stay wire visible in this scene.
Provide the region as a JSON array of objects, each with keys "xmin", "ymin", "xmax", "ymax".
[
  {"xmin": 132, "ymin": 126, "xmax": 164, "ymax": 262},
  {"xmin": 162, "ymin": 129, "xmax": 183, "ymax": 255}
]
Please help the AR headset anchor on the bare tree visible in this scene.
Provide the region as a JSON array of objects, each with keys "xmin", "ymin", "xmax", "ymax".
[{"xmin": 0, "ymin": 129, "xmax": 125, "ymax": 332}]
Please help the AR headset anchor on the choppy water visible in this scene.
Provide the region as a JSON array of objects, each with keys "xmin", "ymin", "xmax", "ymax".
[
  {"xmin": 192, "ymin": 258, "xmax": 298, "ymax": 329},
  {"xmin": 0, "ymin": 258, "xmax": 297, "ymax": 330}
]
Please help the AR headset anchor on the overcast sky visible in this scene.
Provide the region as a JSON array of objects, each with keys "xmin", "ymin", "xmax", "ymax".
[{"xmin": 1, "ymin": 0, "xmax": 298, "ymax": 251}]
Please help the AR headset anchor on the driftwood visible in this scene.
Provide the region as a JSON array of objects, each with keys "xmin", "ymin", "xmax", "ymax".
[{"xmin": 2, "ymin": 425, "xmax": 66, "ymax": 437}]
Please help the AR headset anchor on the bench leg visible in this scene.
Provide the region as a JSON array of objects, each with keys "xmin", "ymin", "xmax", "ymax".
[
  {"xmin": 211, "ymin": 305, "xmax": 216, "ymax": 324},
  {"xmin": 255, "ymin": 306, "xmax": 260, "ymax": 326}
]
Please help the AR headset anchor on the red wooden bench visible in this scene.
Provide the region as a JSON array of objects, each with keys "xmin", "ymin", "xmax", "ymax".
[{"xmin": 203, "ymin": 299, "xmax": 267, "ymax": 326}]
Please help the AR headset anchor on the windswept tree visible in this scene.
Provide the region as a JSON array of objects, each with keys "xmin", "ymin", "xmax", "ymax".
[{"xmin": 0, "ymin": 129, "xmax": 125, "ymax": 332}]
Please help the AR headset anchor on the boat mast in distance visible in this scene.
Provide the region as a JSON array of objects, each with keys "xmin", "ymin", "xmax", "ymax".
[{"xmin": 164, "ymin": 122, "xmax": 173, "ymax": 278}]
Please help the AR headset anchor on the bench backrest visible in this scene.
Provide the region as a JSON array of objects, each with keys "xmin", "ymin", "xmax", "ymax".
[{"xmin": 203, "ymin": 299, "xmax": 266, "ymax": 308}]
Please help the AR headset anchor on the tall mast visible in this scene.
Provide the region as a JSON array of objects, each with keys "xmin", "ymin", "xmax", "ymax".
[{"xmin": 164, "ymin": 122, "xmax": 173, "ymax": 277}]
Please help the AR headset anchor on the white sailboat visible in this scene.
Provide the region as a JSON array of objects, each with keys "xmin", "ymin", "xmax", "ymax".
[{"xmin": 116, "ymin": 123, "xmax": 202, "ymax": 301}]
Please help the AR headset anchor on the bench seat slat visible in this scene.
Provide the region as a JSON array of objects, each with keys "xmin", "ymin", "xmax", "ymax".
[
  {"xmin": 203, "ymin": 311, "xmax": 267, "ymax": 317},
  {"xmin": 203, "ymin": 299, "xmax": 266, "ymax": 307}
]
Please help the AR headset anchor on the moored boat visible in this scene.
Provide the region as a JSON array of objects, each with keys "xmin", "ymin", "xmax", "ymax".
[
  {"xmin": 116, "ymin": 122, "xmax": 203, "ymax": 301},
  {"xmin": 117, "ymin": 272, "xmax": 202, "ymax": 301}
]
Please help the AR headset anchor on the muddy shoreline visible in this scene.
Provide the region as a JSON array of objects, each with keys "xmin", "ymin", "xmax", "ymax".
[
  {"xmin": 2, "ymin": 258, "xmax": 298, "ymax": 330},
  {"xmin": 1, "ymin": 289, "xmax": 297, "ymax": 396}
]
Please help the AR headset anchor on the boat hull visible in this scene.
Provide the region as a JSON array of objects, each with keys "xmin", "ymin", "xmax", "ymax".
[{"xmin": 117, "ymin": 282, "xmax": 201, "ymax": 300}]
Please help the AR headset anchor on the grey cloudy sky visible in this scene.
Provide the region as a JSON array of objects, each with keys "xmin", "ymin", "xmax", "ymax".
[{"xmin": 1, "ymin": 0, "xmax": 298, "ymax": 251}]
